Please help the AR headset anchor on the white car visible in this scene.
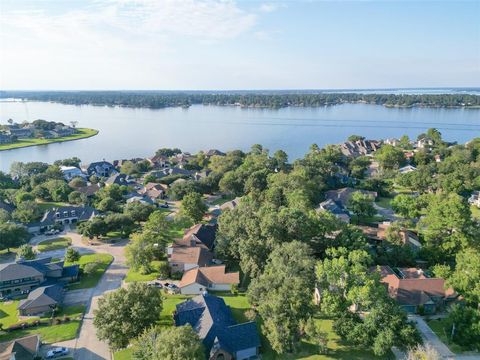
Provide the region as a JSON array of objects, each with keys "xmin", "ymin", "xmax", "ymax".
[{"xmin": 46, "ymin": 347, "xmax": 69, "ymax": 358}]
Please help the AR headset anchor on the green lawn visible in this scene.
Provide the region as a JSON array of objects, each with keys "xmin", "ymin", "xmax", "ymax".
[
  {"xmin": 471, "ymin": 205, "xmax": 480, "ymax": 221},
  {"xmin": 125, "ymin": 261, "xmax": 167, "ymax": 282},
  {"xmin": 37, "ymin": 237, "xmax": 72, "ymax": 252},
  {"xmin": 0, "ymin": 128, "xmax": 99, "ymax": 151},
  {"xmin": 0, "ymin": 305, "xmax": 85, "ymax": 344},
  {"xmin": 37, "ymin": 201, "xmax": 70, "ymax": 211},
  {"xmin": 209, "ymin": 194, "xmax": 236, "ymax": 206},
  {"xmin": 375, "ymin": 197, "xmax": 393, "ymax": 209},
  {"xmin": 114, "ymin": 348, "xmax": 133, "ymax": 360},
  {"xmin": 65, "ymin": 253, "xmax": 113, "ymax": 289},
  {"xmin": 0, "ymin": 301, "xmax": 34, "ymax": 328},
  {"xmin": 427, "ymin": 318, "xmax": 465, "ymax": 354}
]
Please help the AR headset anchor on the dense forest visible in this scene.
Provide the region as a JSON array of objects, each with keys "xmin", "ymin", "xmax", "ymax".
[{"xmin": 1, "ymin": 90, "xmax": 479, "ymax": 109}]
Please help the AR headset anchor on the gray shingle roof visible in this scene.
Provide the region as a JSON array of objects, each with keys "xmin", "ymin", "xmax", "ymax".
[{"xmin": 18, "ymin": 284, "xmax": 64, "ymax": 310}]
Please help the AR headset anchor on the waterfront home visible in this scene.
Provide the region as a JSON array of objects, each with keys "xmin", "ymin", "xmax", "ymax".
[
  {"xmin": 340, "ymin": 139, "xmax": 382, "ymax": 157},
  {"xmin": 0, "ymin": 132, "xmax": 15, "ymax": 144},
  {"xmin": 60, "ymin": 165, "xmax": 86, "ymax": 181},
  {"xmin": 84, "ymin": 161, "xmax": 116, "ymax": 178},
  {"xmin": 75, "ymin": 183, "xmax": 101, "ymax": 198},
  {"xmin": 373, "ymin": 265, "xmax": 457, "ymax": 314},
  {"xmin": 179, "ymin": 265, "xmax": 239, "ymax": 295},
  {"xmin": 0, "ymin": 335, "xmax": 40, "ymax": 360},
  {"xmin": 174, "ymin": 294, "xmax": 260, "ymax": 360},
  {"xmin": 0, "ymin": 257, "xmax": 79, "ymax": 297},
  {"xmin": 416, "ymin": 138, "xmax": 434, "ymax": 149},
  {"xmin": 383, "ymin": 138, "xmax": 401, "ymax": 146}
]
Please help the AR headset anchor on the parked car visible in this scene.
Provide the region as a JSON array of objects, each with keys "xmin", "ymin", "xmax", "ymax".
[
  {"xmin": 45, "ymin": 229, "xmax": 60, "ymax": 236},
  {"xmin": 46, "ymin": 347, "xmax": 69, "ymax": 358},
  {"xmin": 159, "ymin": 203, "xmax": 169, "ymax": 208},
  {"xmin": 148, "ymin": 282, "xmax": 163, "ymax": 288}
]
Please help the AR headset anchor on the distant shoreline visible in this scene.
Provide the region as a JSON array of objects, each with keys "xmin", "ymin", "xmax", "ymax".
[{"xmin": 0, "ymin": 128, "xmax": 99, "ymax": 151}]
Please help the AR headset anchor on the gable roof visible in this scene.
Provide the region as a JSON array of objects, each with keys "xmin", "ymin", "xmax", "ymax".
[
  {"xmin": 325, "ymin": 187, "xmax": 377, "ymax": 208},
  {"xmin": 170, "ymin": 246, "xmax": 213, "ymax": 267},
  {"xmin": 18, "ymin": 284, "xmax": 64, "ymax": 311},
  {"xmin": 0, "ymin": 335, "xmax": 39, "ymax": 360},
  {"xmin": 174, "ymin": 294, "xmax": 260, "ymax": 356},
  {"xmin": 177, "ymin": 224, "xmax": 217, "ymax": 250},
  {"xmin": 179, "ymin": 266, "xmax": 239, "ymax": 288},
  {"xmin": 373, "ymin": 266, "xmax": 456, "ymax": 306},
  {"xmin": 0, "ymin": 260, "xmax": 47, "ymax": 282}
]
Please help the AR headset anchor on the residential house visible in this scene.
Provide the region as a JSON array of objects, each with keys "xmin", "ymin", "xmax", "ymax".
[
  {"xmin": 383, "ymin": 138, "xmax": 400, "ymax": 146},
  {"xmin": 324, "ymin": 187, "xmax": 377, "ymax": 208},
  {"xmin": 105, "ymin": 173, "xmax": 136, "ymax": 186},
  {"xmin": 0, "ymin": 335, "xmax": 40, "ymax": 360},
  {"xmin": 0, "ymin": 257, "xmax": 79, "ymax": 297},
  {"xmin": 206, "ymin": 149, "xmax": 226, "ymax": 157},
  {"xmin": 174, "ymin": 294, "xmax": 260, "ymax": 360},
  {"xmin": 60, "ymin": 166, "xmax": 86, "ymax": 181},
  {"xmin": 7, "ymin": 127, "xmax": 33, "ymax": 138},
  {"xmin": 75, "ymin": 183, "xmax": 101, "ymax": 198},
  {"xmin": 125, "ymin": 194, "xmax": 156, "ymax": 206},
  {"xmin": 416, "ymin": 138, "xmax": 434, "ymax": 149},
  {"xmin": 0, "ymin": 133, "xmax": 14, "ymax": 144},
  {"xmin": 177, "ymin": 224, "xmax": 217, "ymax": 251},
  {"xmin": 179, "ymin": 265, "xmax": 239, "ymax": 295},
  {"xmin": 373, "ymin": 265, "xmax": 457, "ymax": 314},
  {"xmin": 18, "ymin": 284, "xmax": 64, "ymax": 316},
  {"xmin": 359, "ymin": 222, "xmax": 422, "ymax": 250},
  {"xmin": 317, "ymin": 199, "xmax": 350, "ymax": 223},
  {"xmin": 28, "ymin": 206, "xmax": 98, "ymax": 233},
  {"xmin": 139, "ymin": 182, "xmax": 167, "ymax": 201},
  {"xmin": 468, "ymin": 191, "xmax": 480, "ymax": 208},
  {"xmin": 168, "ymin": 246, "xmax": 213, "ymax": 273},
  {"xmin": 193, "ymin": 170, "xmax": 211, "ymax": 181},
  {"xmin": 146, "ymin": 155, "xmax": 170, "ymax": 168},
  {"xmin": 399, "ymin": 165, "xmax": 417, "ymax": 174},
  {"xmin": 340, "ymin": 139, "xmax": 382, "ymax": 157},
  {"xmin": 84, "ymin": 161, "xmax": 116, "ymax": 178}
]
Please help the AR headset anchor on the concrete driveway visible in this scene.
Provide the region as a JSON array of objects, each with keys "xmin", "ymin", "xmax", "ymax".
[
  {"xmin": 43, "ymin": 232, "xmax": 129, "ymax": 360},
  {"xmin": 409, "ymin": 315, "xmax": 455, "ymax": 359}
]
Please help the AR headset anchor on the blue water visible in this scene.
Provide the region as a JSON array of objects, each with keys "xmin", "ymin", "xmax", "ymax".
[{"xmin": 0, "ymin": 101, "xmax": 479, "ymax": 172}]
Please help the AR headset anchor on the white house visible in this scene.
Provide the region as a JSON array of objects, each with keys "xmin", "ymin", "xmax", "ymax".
[
  {"xmin": 399, "ymin": 165, "xmax": 417, "ymax": 174},
  {"xmin": 60, "ymin": 166, "xmax": 86, "ymax": 181}
]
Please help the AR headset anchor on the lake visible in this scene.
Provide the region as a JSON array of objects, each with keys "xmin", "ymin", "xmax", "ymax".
[{"xmin": 0, "ymin": 101, "xmax": 479, "ymax": 172}]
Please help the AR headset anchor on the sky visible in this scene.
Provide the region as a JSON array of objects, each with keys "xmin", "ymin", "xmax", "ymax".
[{"xmin": 0, "ymin": 0, "xmax": 479, "ymax": 90}]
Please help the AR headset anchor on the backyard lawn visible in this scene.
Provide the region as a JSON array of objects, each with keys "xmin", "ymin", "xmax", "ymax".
[
  {"xmin": 471, "ymin": 205, "xmax": 480, "ymax": 221},
  {"xmin": 37, "ymin": 237, "xmax": 72, "ymax": 252},
  {"xmin": 427, "ymin": 318, "xmax": 464, "ymax": 354},
  {"xmin": 36, "ymin": 201, "xmax": 70, "ymax": 212},
  {"xmin": 65, "ymin": 253, "xmax": 113, "ymax": 289},
  {"xmin": 0, "ymin": 304, "xmax": 85, "ymax": 344},
  {"xmin": 375, "ymin": 196, "xmax": 393, "ymax": 209},
  {"xmin": 208, "ymin": 194, "xmax": 236, "ymax": 206},
  {"xmin": 125, "ymin": 260, "xmax": 168, "ymax": 282}
]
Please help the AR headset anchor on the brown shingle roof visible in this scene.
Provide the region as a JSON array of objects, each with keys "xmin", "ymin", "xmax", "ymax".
[
  {"xmin": 179, "ymin": 265, "xmax": 239, "ymax": 288},
  {"xmin": 0, "ymin": 335, "xmax": 39, "ymax": 360},
  {"xmin": 170, "ymin": 246, "xmax": 213, "ymax": 267}
]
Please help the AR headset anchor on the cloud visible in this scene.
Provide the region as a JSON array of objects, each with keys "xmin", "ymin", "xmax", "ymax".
[{"xmin": 259, "ymin": 3, "xmax": 285, "ymax": 13}]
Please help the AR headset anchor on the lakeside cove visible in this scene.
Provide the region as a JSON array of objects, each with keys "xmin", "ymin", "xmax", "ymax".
[{"xmin": 0, "ymin": 128, "xmax": 99, "ymax": 152}]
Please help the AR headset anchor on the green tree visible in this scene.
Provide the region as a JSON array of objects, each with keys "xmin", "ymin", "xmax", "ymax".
[
  {"xmin": 418, "ymin": 193, "xmax": 473, "ymax": 263},
  {"xmin": 444, "ymin": 305, "xmax": 480, "ymax": 350},
  {"xmin": 248, "ymin": 242, "xmax": 315, "ymax": 353},
  {"xmin": 65, "ymin": 247, "xmax": 80, "ymax": 262},
  {"xmin": 77, "ymin": 218, "xmax": 108, "ymax": 240},
  {"xmin": 93, "ymin": 282, "xmax": 163, "ymax": 350},
  {"xmin": 447, "ymin": 248, "xmax": 480, "ymax": 307},
  {"xmin": 391, "ymin": 194, "xmax": 420, "ymax": 219},
  {"xmin": 180, "ymin": 192, "xmax": 207, "ymax": 223},
  {"xmin": 12, "ymin": 200, "xmax": 42, "ymax": 223},
  {"xmin": 17, "ymin": 244, "xmax": 36, "ymax": 260},
  {"xmin": 68, "ymin": 190, "xmax": 87, "ymax": 205},
  {"xmin": 0, "ymin": 223, "xmax": 29, "ymax": 251},
  {"xmin": 375, "ymin": 144, "xmax": 405, "ymax": 170},
  {"xmin": 124, "ymin": 202, "xmax": 155, "ymax": 223},
  {"xmin": 131, "ymin": 325, "xmax": 205, "ymax": 360},
  {"xmin": 0, "ymin": 209, "xmax": 11, "ymax": 223},
  {"xmin": 104, "ymin": 213, "xmax": 135, "ymax": 238},
  {"xmin": 347, "ymin": 192, "xmax": 376, "ymax": 223}
]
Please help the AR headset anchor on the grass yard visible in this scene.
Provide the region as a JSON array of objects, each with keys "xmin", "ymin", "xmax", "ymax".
[
  {"xmin": 0, "ymin": 128, "xmax": 99, "ymax": 151},
  {"xmin": 125, "ymin": 260, "xmax": 168, "ymax": 282},
  {"xmin": 427, "ymin": 318, "xmax": 465, "ymax": 354},
  {"xmin": 0, "ymin": 301, "xmax": 36, "ymax": 328},
  {"xmin": 375, "ymin": 196, "xmax": 393, "ymax": 209},
  {"xmin": 471, "ymin": 205, "xmax": 480, "ymax": 221},
  {"xmin": 65, "ymin": 253, "xmax": 113, "ymax": 290},
  {"xmin": 114, "ymin": 348, "xmax": 133, "ymax": 360},
  {"xmin": 0, "ymin": 305, "xmax": 85, "ymax": 344},
  {"xmin": 209, "ymin": 194, "xmax": 236, "ymax": 206},
  {"xmin": 37, "ymin": 237, "xmax": 72, "ymax": 252},
  {"xmin": 36, "ymin": 201, "xmax": 69, "ymax": 211}
]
